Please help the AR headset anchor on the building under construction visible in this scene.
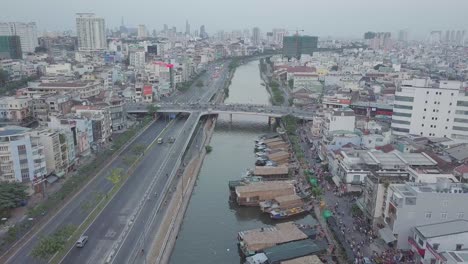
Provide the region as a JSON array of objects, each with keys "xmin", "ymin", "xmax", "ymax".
[{"xmin": 282, "ymin": 35, "xmax": 318, "ymax": 59}]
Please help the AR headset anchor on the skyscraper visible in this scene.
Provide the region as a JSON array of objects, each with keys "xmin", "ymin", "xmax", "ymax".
[
  {"xmin": 398, "ymin": 29, "xmax": 408, "ymax": 42},
  {"xmin": 200, "ymin": 25, "xmax": 207, "ymax": 38},
  {"xmin": 76, "ymin": 13, "xmax": 106, "ymax": 51},
  {"xmin": 185, "ymin": 20, "xmax": 190, "ymax": 36},
  {"xmin": 252, "ymin": 27, "xmax": 260, "ymax": 46},
  {"xmin": 0, "ymin": 22, "xmax": 38, "ymax": 53},
  {"xmin": 138, "ymin": 24, "xmax": 147, "ymax": 39},
  {"xmin": 0, "ymin": 36, "xmax": 22, "ymax": 59}
]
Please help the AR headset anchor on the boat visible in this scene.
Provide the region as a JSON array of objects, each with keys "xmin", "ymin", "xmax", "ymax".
[
  {"xmin": 265, "ymin": 161, "xmax": 277, "ymax": 167},
  {"xmin": 255, "ymin": 160, "xmax": 266, "ymax": 166},
  {"xmin": 269, "ymin": 207, "xmax": 308, "ymax": 220},
  {"xmin": 255, "ymin": 152, "xmax": 267, "ymax": 157}
]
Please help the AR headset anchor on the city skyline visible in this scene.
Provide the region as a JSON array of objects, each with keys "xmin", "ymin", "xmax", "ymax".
[{"xmin": 2, "ymin": 0, "xmax": 468, "ymax": 39}]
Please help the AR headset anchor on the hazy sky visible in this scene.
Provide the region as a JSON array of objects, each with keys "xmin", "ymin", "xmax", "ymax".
[{"xmin": 2, "ymin": 0, "xmax": 468, "ymax": 38}]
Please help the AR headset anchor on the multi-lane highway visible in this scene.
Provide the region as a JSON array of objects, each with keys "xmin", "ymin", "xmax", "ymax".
[
  {"xmin": 1, "ymin": 60, "xmax": 229, "ymax": 264},
  {"xmin": 61, "ymin": 115, "xmax": 193, "ymax": 264},
  {"xmin": 3, "ymin": 120, "xmax": 169, "ymax": 264}
]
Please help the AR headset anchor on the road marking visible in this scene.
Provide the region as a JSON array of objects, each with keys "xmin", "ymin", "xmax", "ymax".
[
  {"xmin": 1, "ymin": 120, "xmax": 158, "ymax": 264},
  {"xmin": 56, "ymin": 119, "xmax": 177, "ymax": 264},
  {"xmin": 108, "ymin": 118, "xmax": 190, "ymax": 264}
]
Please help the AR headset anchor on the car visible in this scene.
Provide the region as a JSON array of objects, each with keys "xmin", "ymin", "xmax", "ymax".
[
  {"xmin": 363, "ymin": 257, "xmax": 373, "ymax": 264},
  {"xmin": 76, "ymin": 235, "xmax": 88, "ymax": 248}
]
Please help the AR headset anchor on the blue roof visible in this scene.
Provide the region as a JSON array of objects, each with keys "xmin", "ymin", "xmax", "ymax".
[{"xmin": 0, "ymin": 128, "xmax": 28, "ymax": 137}]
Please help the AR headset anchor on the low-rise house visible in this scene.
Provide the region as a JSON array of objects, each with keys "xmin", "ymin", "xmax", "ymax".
[{"xmin": 254, "ymin": 166, "xmax": 289, "ymax": 180}]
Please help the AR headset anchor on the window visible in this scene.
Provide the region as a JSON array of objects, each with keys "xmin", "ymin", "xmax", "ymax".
[
  {"xmin": 395, "ymin": 96, "xmax": 414, "ymax": 102},
  {"xmin": 427, "ymin": 91, "xmax": 429, "ymax": 94},
  {"xmin": 392, "ymin": 120, "xmax": 411, "ymax": 125},
  {"xmin": 418, "ymin": 238, "xmax": 424, "ymax": 246},
  {"xmin": 423, "ymin": 116, "xmax": 426, "ymax": 119},
  {"xmin": 454, "ymin": 118, "xmax": 468, "ymax": 123},
  {"xmin": 394, "ymin": 104, "xmax": 413, "ymax": 110},
  {"xmin": 433, "ymin": 243, "xmax": 440, "ymax": 250},
  {"xmin": 456, "ymin": 110, "xmax": 468, "ymax": 115},
  {"xmin": 425, "ymin": 212, "xmax": 432, "ymax": 219},
  {"xmin": 453, "ymin": 126, "xmax": 468, "ymax": 132},
  {"xmin": 457, "ymin": 101, "xmax": 468, "ymax": 107},
  {"xmin": 458, "ymin": 212, "xmax": 465, "ymax": 219},
  {"xmin": 452, "ymin": 93, "xmax": 454, "ymax": 96},
  {"xmin": 393, "ymin": 112, "xmax": 412, "ymax": 117},
  {"xmin": 443, "ymin": 200, "xmax": 449, "ymax": 206},
  {"xmin": 391, "ymin": 127, "xmax": 410, "ymax": 133},
  {"xmin": 425, "ymin": 101, "xmax": 428, "ymax": 103},
  {"xmin": 456, "ymin": 244, "xmax": 463, "ymax": 250},
  {"xmin": 450, "ymin": 103, "xmax": 452, "ymax": 106},
  {"xmin": 422, "ymin": 124, "xmax": 425, "ymax": 127},
  {"xmin": 441, "ymin": 212, "xmax": 447, "ymax": 219}
]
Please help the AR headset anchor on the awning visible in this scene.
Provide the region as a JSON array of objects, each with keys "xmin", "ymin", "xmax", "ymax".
[
  {"xmin": 46, "ymin": 175, "xmax": 59, "ymax": 184},
  {"xmin": 379, "ymin": 227, "xmax": 396, "ymax": 244},
  {"xmin": 332, "ymin": 176, "xmax": 341, "ymax": 187}
]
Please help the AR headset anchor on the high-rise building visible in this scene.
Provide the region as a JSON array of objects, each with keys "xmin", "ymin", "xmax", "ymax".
[
  {"xmin": 76, "ymin": 13, "xmax": 106, "ymax": 51},
  {"xmin": 137, "ymin": 24, "xmax": 147, "ymax": 39},
  {"xmin": 282, "ymin": 35, "xmax": 318, "ymax": 59},
  {"xmin": 199, "ymin": 25, "xmax": 207, "ymax": 38},
  {"xmin": 272, "ymin": 28, "xmax": 286, "ymax": 46},
  {"xmin": 252, "ymin": 27, "xmax": 261, "ymax": 46},
  {"xmin": 391, "ymin": 78, "xmax": 468, "ymax": 140},
  {"xmin": 163, "ymin": 24, "xmax": 168, "ymax": 33},
  {"xmin": 185, "ymin": 20, "xmax": 190, "ymax": 35},
  {"xmin": 0, "ymin": 36, "xmax": 22, "ymax": 59},
  {"xmin": 0, "ymin": 22, "xmax": 38, "ymax": 53},
  {"xmin": 367, "ymin": 32, "xmax": 392, "ymax": 51},
  {"xmin": 398, "ymin": 29, "xmax": 408, "ymax": 42},
  {"xmin": 445, "ymin": 30, "xmax": 450, "ymax": 43}
]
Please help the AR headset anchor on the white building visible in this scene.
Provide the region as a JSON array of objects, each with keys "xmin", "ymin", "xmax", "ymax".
[
  {"xmin": 137, "ymin": 25, "xmax": 147, "ymax": 39},
  {"xmin": 409, "ymin": 220, "xmax": 468, "ymax": 264},
  {"xmin": 0, "ymin": 22, "xmax": 38, "ymax": 53},
  {"xmin": 130, "ymin": 51, "xmax": 146, "ymax": 68},
  {"xmin": 391, "ymin": 79, "xmax": 468, "ymax": 140},
  {"xmin": 45, "ymin": 63, "xmax": 72, "ymax": 76},
  {"xmin": 76, "ymin": 13, "xmax": 106, "ymax": 51},
  {"xmin": 0, "ymin": 126, "xmax": 46, "ymax": 182},
  {"xmin": 324, "ymin": 108, "xmax": 356, "ymax": 135},
  {"xmin": 384, "ymin": 180, "xmax": 468, "ymax": 249}
]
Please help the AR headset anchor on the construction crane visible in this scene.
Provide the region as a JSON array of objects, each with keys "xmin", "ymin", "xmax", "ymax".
[{"xmin": 285, "ymin": 29, "xmax": 305, "ymax": 60}]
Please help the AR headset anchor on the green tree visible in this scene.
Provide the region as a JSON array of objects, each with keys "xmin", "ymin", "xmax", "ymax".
[
  {"xmin": 205, "ymin": 145, "xmax": 213, "ymax": 153},
  {"xmin": 147, "ymin": 104, "xmax": 159, "ymax": 116},
  {"xmin": 196, "ymin": 80, "xmax": 204, "ymax": 87},
  {"xmin": 132, "ymin": 144, "xmax": 146, "ymax": 155},
  {"xmin": 0, "ymin": 69, "xmax": 9, "ymax": 85},
  {"xmin": 288, "ymin": 79, "xmax": 294, "ymax": 89},
  {"xmin": 106, "ymin": 168, "xmax": 123, "ymax": 185},
  {"xmin": 311, "ymin": 187, "xmax": 322, "ymax": 199},
  {"xmin": 31, "ymin": 225, "xmax": 76, "ymax": 260},
  {"xmin": 0, "ymin": 182, "xmax": 28, "ymax": 217}
]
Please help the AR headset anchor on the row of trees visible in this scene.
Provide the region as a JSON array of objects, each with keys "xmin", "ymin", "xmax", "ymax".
[
  {"xmin": 268, "ymin": 81, "xmax": 285, "ymax": 105},
  {"xmin": 0, "ymin": 182, "xmax": 28, "ymax": 218}
]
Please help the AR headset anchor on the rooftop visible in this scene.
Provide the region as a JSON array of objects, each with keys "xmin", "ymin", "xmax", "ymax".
[
  {"xmin": 264, "ymin": 239, "xmax": 328, "ymax": 263},
  {"xmin": 236, "ymin": 181, "xmax": 295, "ymax": 195},
  {"xmin": 281, "ymin": 255, "xmax": 323, "ymax": 264},
  {"xmin": 254, "ymin": 166, "xmax": 289, "ymax": 176},
  {"xmin": 415, "ymin": 219, "xmax": 468, "ymax": 239},
  {"xmin": 0, "ymin": 126, "xmax": 29, "ymax": 137},
  {"xmin": 239, "ymin": 222, "xmax": 308, "ymax": 251}
]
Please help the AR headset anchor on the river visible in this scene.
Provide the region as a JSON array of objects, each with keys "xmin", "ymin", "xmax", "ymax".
[{"xmin": 169, "ymin": 60, "xmax": 315, "ymax": 264}]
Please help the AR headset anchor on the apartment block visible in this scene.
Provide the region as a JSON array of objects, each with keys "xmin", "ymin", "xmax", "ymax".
[
  {"xmin": 0, "ymin": 126, "xmax": 46, "ymax": 182},
  {"xmin": 391, "ymin": 79, "xmax": 468, "ymax": 140},
  {"xmin": 384, "ymin": 180, "xmax": 468, "ymax": 249}
]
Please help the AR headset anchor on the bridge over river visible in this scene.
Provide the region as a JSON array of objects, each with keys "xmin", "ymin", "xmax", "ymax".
[{"xmin": 127, "ymin": 102, "xmax": 316, "ymax": 120}]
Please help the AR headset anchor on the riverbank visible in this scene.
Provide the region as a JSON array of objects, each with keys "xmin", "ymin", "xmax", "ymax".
[{"xmin": 151, "ymin": 116, "xmax": 217, "ymax": 263}]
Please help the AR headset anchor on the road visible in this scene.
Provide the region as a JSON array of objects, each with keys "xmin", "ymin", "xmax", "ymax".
[
  {"xmin": 61, "ymin": 115, "xmax": 191, "ymax": 264},
  {"xmin": 3, "ymin": 119, "xmax": 170, "ymax": 264},
  {"xmin": 57, "ymin": 62, "xmax": 230, "ymax": 263}
]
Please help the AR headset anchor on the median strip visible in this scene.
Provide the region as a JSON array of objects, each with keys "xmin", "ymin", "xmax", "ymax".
[{"xmin": 45, "ymin": 118, "xmax": 176, "ymax": 264}]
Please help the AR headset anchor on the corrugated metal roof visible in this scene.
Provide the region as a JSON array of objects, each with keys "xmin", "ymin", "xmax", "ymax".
[{"xmin": 415, "ymin": 220, "xmax": 468, "ymax": 239}]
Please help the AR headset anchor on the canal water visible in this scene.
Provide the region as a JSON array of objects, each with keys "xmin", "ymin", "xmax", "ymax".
[{"xmin": 169, "ymin": 60, "xmax": 315, "ymax": 264}]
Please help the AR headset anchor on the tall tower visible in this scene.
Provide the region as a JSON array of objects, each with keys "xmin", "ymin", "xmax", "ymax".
[
  {"xmin": 185, "ymin": 20, "xmax": 190, "ymax": 36},
  {"xmin": 76, "ymin": 13, "xmax": 106, "ymax": 51},
  {"xmin": 252, "ymin": 27, "xmax": 260, "ymax": 46},
  {"xmin": 0, "ymin": 22, "xmax": 38, "ymax": 53}
]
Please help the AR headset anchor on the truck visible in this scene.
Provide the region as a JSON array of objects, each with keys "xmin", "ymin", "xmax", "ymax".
[{"xmin": 157, "ymin": 138, "xmax": 163, "ymax": 144}]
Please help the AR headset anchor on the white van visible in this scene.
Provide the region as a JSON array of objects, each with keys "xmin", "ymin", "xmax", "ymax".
[{"xmin": 76, "ymin": 235, "xmax": 88, "ymax": 248}]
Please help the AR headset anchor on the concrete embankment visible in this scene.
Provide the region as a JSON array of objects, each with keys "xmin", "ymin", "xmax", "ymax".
[{"xmin": 149, "ymin": 116, "xmax": 217, "ymax": 264}]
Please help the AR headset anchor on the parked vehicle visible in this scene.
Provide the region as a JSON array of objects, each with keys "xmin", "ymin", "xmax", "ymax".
[{"xmin": 157, "ymin": 138, "xmax": 163, "ymax": 144}]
